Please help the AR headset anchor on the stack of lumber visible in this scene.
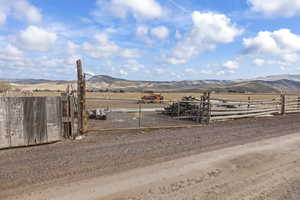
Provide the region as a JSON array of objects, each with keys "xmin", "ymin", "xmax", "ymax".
[{"xmin": 163, "ymin": 96, "xmax": 201, "ymax": 119}]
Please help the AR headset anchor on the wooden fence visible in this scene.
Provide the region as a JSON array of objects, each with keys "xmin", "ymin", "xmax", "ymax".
[
  {"xmin": 0, "ymin": 96, "xmax": 63, "ymax": 149},
  {"xmin": 209, "ymin": 94, "xmax": 300, "ymax": 121}
]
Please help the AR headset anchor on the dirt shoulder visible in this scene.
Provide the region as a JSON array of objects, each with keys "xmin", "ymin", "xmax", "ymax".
[{"xmin": 1, "ymin": 114, "xmax": 300, "ymax": 199}]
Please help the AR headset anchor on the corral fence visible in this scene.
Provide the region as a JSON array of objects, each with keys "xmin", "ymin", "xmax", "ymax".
[
  {"xmin": 84, "ymin": 92, "xmax": 300, "ymax": 132},
  {"xmin": 85, "ymin": 92, "xmax": 211, "ymax": 131}
]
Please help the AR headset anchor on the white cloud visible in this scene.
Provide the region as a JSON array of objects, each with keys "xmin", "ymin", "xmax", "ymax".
[
  {"xmin": 108, "ymin": 0, "xmax": 163, "ymax": 19},
  {"xmin": 0, "ymin": 11, "xmax": 7, "ymax": 25},
  {"xmin": 83, "ymin": 33, "xmax": 119, "ymax": 58},
  {"xmin": 244, "ymin": 29, "xmax": 300, "ymax": 65},
  {"xmin": 136, "ymin": 25, "xmax": 149, "ymax": 37},
  {"xmin": 155, "ymin": 68, "xmax": 166, "ymax": 74},
  {"xmin": 175, "ymin": 30, "xmax": 182, "ymax": 39},
  {"xmin": 244, "ymin": 29, "xmax": 300, "ymax": 55},
  {"xmin": 111, "ymin": 67, "xmax": 128, "ymax": 76},
  {"xmin": 136, "ymin": 25, "xmax": 153, "ymax": 43},
  {"xmin": 184, "ymin": 68, "xmax": 194, "ymax": 73},
  {"xmin": 0, "ymin": 0, "xmax": 42, "ymax": 25},
  {"xmin": 248, "ymin": 0, "xmax": 300, "ymax": 17},
  {"xmin": 17, "ymin": 26, "xmax": 57, "ymax": 52},
  {"xmin": 253, "ymin": 58, "xmax": 265, "ymax": 66},
  {"xmin": 123, "ymin": 59, "xmax": 144, "ymax": 72},
  {"xmin": 222, "ymin": 60, "xmax": 239, "ymax": 70},
  {"xmin": 282, "ymin": 53, "xmax": 299, "ymax": 63},
  {"xmin": 164, "ymin": 11, "xmax": 243, "ymax": 64},
  {"xmin": 151, "ymin": 26, "xmax": 169, "ymax": 40},
  {"xmin": 0, "ymin": 44, "xmax": 24, "ymax": 61},
  {"xmin": 120, "ymin": 49, "xmax": 141, "ymax": 58},
  {"xmin": 66, "ymin": 41, "xmax": 80, "ymax": 55},
  {"xmin": 13, "ymin": 0, "xmax": 42, "ymax": 24}
]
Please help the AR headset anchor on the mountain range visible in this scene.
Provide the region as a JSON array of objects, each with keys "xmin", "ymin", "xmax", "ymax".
[{"xmin": 3, "ymin": 74, "xmax": 300, "ymax": 93}]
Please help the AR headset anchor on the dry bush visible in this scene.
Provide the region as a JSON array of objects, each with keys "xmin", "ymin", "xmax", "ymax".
[{"xmin": 0, "ymin": 81, "xmax": 12, "ymax": 93}]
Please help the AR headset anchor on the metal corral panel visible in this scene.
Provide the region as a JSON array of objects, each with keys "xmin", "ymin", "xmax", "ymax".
[{"xmin": 0, "ymin": 96, "xmax": 63, "ymax": 149}]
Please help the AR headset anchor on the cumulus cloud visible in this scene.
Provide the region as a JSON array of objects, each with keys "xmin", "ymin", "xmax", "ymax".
[
  {"xmin": 94, "ymin": 0, "xmax": 163, "ymax": 20},
  {"xmin": 0, "ymin": 44, "xmax": 24, "ymax": 61},
  {"xmin": 248, "ymin": 0, "xmax": 300, "ymax": 17},
  {"xmin": 253, "ymin": 58, "xmax": 293, "ymax": 68},
  {"xmin": 123, "ymin": 59, "xmax": 144, "ymax": 72},
  {"xmin": 164, "ymin": 11, "xmax": 243, "ymax": 64},
  {"xmin": 17, "ymin": 26, "xmax": 57, "ymax": 52},
  {"xmin": 110, "ymin": 0, "xmax": 162, "ymax": 19},
  {"xmin": 13, "ymin": 0, "xmax": 42, "ymax": 24},
  {"xmin": 83, "ymin": 33, "xmax": 119, "ymax": 58},
  {"xmin": 222, "ymin": 60, "xmax": 239, "ymax": 70},
  {"xmin": 151, "ymin": 26, "xmax": 169, "ymax": 40},
  {"xmin": 253, "ymin": 58, "xmax": 265, "ymax": 66},
  {"xmin": 135, "ymin": 25, "xmax": 153, "ymax": 44},
  {"xmin": 244, "ymin": 29, "xmax": 300, "ymax": 54},
  {"xmin": 0, "ymin": 0, "xmax": 42, "ymax": 25},
  {"xmin": 243, "ymin": 29, "xmax": 300, "ymax": 63}
]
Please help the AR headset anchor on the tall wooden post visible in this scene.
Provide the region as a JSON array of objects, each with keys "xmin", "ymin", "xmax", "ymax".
[
  {"xmin": 247, "ymin": 96, "xmax": 251, "ymax": 110},
  {"xmin": 76, "ymin": 59, "xmax": 86, "ymax": 135},
  {"xmin": 297, "ymin": 96, "xmax": 300, "ymax": 111},
  {"xmin": 280, "ymin": 94, "xmax": 286, "ymax": 115},
  {"xmin": 138, "ymin": 103, "xmax": 142, "ymax": 128},
  {"xmin": 206, "ymin": 92, "xmax": 211, "ymax": 124}
]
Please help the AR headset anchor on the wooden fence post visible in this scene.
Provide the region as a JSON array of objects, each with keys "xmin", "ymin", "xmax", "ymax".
[
  {"xmin": 138, "ymin": 103, "xmax": 142, "ymax": 128},
  {"xmin": 177, "ymin": 101, "xmax": 180, "ymax": 120},
  {"xmin": 199, "ymin": 92, "xmax": 211, "ymax": 124},
  {"xmin": 297, "ymin": 96, "xmax": 300, "ymax": 111},
  {"xmin": 76, "ymin": 59, "xmax": 86, "ymax": 135},
  {"xmin": 206, "ymin": 92, "xmax": 211, "ymax": 124},
  {"xmin": 280, "ymin": 94, "xmax": 286, "ymax": 115},
  {"xmin": 248, "ymin": 96, "xmax": 251, "ymax": 110}
]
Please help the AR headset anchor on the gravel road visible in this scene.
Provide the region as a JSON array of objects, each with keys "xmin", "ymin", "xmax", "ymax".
[{"xmin": 1, "ymin": 114, "xmax": 300, "ymax": 199}]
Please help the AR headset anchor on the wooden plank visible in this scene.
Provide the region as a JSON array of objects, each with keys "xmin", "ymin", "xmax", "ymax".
[
  {"xmin": 70, "ymin": 97, "xmax": 76, "ymax": 139},
  {"xmin": 0, "ymin": 98, "xmax": 10, "ymax": 148},
  {"xmin": 281, "ymin": 94, "xmax": 286, "ymax": 115},
  {"xmin": 211, "ymin": 108, "xmax": 279, "ymax": 116},
  {"xmin": 23, "ymin": 97, "xmax": 47, "ymax": 145},
  {"xmin": 76, "ymin": 59, "xmax": 86, "ymax": 135},
  {"xmin": 46, "ymin": 96, "xmax": 63, "ymax": 142},
  {"xmin": 8, "ymin": 97, "xmax": 25, "ymax": 147},
  {"xmin": 211, "ymin": 111, "xmax": 278, "ymax": 120}
]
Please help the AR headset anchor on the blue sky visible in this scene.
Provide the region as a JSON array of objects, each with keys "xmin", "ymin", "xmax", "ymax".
[{"xmin": 1, "ymin": 0, "xmax": 300, "ymax": 81}]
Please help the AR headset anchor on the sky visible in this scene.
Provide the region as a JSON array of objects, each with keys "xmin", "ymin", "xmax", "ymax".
[{"xmin": 1, "ymin": 0, "xmax": 300, "ymax": 81}]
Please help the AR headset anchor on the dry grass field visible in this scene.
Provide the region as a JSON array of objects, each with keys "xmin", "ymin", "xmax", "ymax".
[{"xmin": 87, "ymin": 92, "xmax": 300, "ymax": 101}]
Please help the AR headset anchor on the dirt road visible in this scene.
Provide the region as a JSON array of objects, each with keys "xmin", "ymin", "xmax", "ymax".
[{"xmin": 2, "ymin": 114, "xmax": 300, "ymax": 199}]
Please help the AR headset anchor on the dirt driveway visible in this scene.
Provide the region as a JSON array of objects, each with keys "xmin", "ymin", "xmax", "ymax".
[{"xmin": 1, "ymin": 114, "xmax": 300, "ymax": 199}]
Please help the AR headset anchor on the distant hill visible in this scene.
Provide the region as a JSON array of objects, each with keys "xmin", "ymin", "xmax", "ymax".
[
  {"xmin": 4, "ymin": 74, "xmax": 300, "ymax": 93},
  {"xmin": 254, "ymin": 74, "xmax": 300, "ymax": 82}
]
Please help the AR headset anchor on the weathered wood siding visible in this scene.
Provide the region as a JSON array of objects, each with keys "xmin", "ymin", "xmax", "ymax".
[{"xmin": 0, "ymin": 97, "xmax": 62, "ymax": 149}]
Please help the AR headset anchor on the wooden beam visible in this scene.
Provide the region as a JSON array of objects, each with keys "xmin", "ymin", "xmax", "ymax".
[{"xmin": 76, "ymin": 59, "xmax": 86, "ymax": 135}]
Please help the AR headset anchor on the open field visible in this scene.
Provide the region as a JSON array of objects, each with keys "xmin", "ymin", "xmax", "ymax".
[
  {"xmin": 2, "ymin": 91, "xmax": 300, "ymax": 100},
  {"xmin": 87, "ymin": 92, "xmax": 300, "ymax": 101},
  {"xmin": 2, "ymin": 114, "xmax": 300, "ymax": 199}
]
